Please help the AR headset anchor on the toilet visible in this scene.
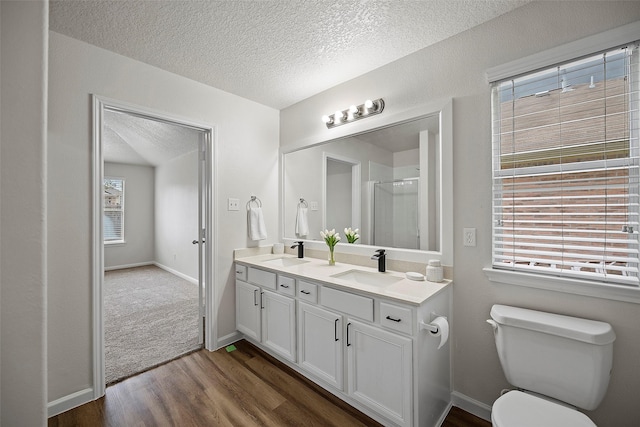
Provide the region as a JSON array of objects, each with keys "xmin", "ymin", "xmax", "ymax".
[{"xmin": 487, "ymin": 304, "xmax": 616, "ymax": 427}]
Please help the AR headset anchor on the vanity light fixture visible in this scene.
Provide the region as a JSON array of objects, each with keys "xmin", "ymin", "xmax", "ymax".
[{"xmin": 322, "ymin": 98, "xmax": 385, "ymax": 129}]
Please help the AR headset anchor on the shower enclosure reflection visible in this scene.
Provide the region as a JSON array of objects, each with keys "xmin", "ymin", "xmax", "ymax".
[{"xmin": 372, "ymin": 178, "xmax": 420, "ymax": 249}]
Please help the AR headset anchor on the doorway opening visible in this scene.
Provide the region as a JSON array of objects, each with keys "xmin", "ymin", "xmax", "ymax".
[
  {"xmin": 323, "ymin": 153, "xmax": 361, "ymax": 233},
  {"xmin": 92, "ymin": 96, "xmax": 216, "ymax": 397}
]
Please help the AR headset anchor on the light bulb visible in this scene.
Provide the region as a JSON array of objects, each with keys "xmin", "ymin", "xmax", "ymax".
[
  {"xmin": 321, "ymin": 115, "xmax": 331, "ymax": 124},
  {"xmin": 364, "ymin": 99, "xmax": 375, "ymax": 110},
  {"xmin": 349, "ymin": 105, "xmax": 359, "ymax": 115},
  {"xmin": 334, "ymin": 110, "xmax": 344, "ymax": 123}
]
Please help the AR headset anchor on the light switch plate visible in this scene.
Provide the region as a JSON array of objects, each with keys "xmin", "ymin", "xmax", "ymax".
[
  {"xmin": 463, "ymin": 228, "xmax": 476, "ymax": 247},
  {"xmin": 310, "ymin": 201, "xmax": 319, "ymax": 211}
]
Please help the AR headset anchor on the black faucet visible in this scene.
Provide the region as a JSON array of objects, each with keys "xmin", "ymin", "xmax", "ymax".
[
  {"xmin": 371, "ymin": 249, "xmax": 386, "ymax": 272},
  {"xmin": 291, "ymin": 241, "xmax": 304, "ymax": 258}
]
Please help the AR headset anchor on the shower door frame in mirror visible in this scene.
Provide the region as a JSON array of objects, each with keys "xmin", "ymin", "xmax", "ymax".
[{"xmin": 280, "ymin": 99, "xmax": 453, "ymax": 265}]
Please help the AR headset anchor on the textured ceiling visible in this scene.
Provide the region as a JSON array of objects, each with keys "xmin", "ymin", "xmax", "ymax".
[
  {"xmin": 354, "ymin": 113, "xmax": 439, "ymax": 152},
  {"xmin": 104, "ymin": 109, "xmax": 201, "ymax": 166},
  {"xmin": 50, "ymin": 0, "xmax": 530, "ymax": 109}
]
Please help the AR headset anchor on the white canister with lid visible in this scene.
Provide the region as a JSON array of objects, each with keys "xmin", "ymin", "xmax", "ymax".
[{"xmin": 426, "ymin": 259, "xmax": 443, "ymax": 282}]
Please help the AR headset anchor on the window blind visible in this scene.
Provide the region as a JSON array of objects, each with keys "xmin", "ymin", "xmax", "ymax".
[
  {"xmin": 104, "ymin": 178, "xmax": 125, "ymax": 242},
  {"xmin": 491, "ymin": 43, "xmax": 640, "ymax": 286}
]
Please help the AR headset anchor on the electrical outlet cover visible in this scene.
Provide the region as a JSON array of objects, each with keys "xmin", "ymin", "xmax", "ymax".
[
  {"xmin": 463, "ymin": 227, "xmax": 476, "ymax": 247},
  {"xmin": 228, "ymin": 198, "xmax": 240, "ymax": 211}
]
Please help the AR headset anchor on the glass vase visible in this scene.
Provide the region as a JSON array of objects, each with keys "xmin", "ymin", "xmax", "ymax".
[{"xmin": 328, "ymin": 247, "xmax": 336, "ymax": 265}]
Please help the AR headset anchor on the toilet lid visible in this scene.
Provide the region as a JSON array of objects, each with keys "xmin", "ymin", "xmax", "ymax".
[{"xmin": 492, "ymin": 391, "xmax": 596, "ymax": 427}]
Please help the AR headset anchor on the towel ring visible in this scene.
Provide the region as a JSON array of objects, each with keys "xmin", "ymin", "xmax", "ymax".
[
  {"xmin": 298, "ymin": 198, "xmax": 308, "ymax": 208},
  {"xmin": 246, "ymin": 195, "xmax": 262, "ymax": 210}
]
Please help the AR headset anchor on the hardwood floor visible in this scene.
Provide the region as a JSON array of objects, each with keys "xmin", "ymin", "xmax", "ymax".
[{"xmin": 49, "ymin": 340, "xmax": 491, "ymax": 427}]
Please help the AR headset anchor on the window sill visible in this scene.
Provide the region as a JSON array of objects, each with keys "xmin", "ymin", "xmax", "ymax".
[
  {"xmin": 483, "ymin": 267, "xmax": 640, "ymax": 304},
  {"xmin": 104, "ymin": 240, "xmax": 125, "ymax": 246}
]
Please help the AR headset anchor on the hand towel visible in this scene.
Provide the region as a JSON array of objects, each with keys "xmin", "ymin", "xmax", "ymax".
[
  {"xmin": 248, "ymin": 207, "xmax": 267, "ymax": 241},
  {"xmin": 295, "ymin": 206, "xmax": 309, "ymax": 237}
]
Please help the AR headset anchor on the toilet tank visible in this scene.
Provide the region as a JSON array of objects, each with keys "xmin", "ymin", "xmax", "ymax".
[{"xmin": 489, "ymin": 304, "xmax": 616, "ymax": 411}]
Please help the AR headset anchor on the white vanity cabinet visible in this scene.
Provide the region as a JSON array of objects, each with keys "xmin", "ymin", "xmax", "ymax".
[
  {"xmin": 298, "ymin": 284, "xmax": 413, "ymax": 427},
  {"xmin": 261, "ymin": 289, "xmax": 296, "ymax": 361},
  {"xmin": 235, "ymin": 266, "xmax": 296, "ymax": 362},
  {"xmin": 235, "ymin": 259, "xmax": 451, "ymax": 427},
  {"xmin": 298, "ymin": 302, "xmax": 344, "ymax": 390},
  {"xmin": 235, "ymin": 279, "xmax": 261, "ymax": 341},
  {"xmin": 347, "ymin": 319, "xmax": 413, "ymax": 427}
]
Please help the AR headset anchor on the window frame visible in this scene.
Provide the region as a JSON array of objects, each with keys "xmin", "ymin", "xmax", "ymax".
[
  {"xmin": 485, "ymin": 21, "xmax": 640, "ymax": 304},
  {"xmin": 103, "ymin": 176, "xmax": 125, "ymax": 245}
]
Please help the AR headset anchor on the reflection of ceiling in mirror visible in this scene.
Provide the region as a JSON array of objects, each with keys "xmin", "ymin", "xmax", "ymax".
[
  {"xmin": 103, "ymin": 109, "xmax": 201, "ymax": 167},
  {"xmin": 352, "ymin": 115, "xmax": 439, "ymax": 153}
]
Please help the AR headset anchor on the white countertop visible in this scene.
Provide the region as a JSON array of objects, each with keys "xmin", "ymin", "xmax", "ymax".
[{"xmin": 235, "ymin": 253, "xmax": 451, "ymax": 306}]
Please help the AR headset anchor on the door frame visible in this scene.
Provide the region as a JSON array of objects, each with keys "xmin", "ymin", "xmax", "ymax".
[
  {"xmin": 322, "ymin": 152, "xmax": 361, "ymax": 232},
  {"xmin": 91, "ymin": 95, "xmax": 217, "ymax": 398}
]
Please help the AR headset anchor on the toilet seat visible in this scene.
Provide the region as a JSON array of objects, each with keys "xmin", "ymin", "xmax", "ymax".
[{"xmin": 492, "ymin": 391, "xmax": 596, "ymax": 427}]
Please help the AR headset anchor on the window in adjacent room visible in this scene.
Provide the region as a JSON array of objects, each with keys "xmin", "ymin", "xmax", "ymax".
[
  {"xmin": 491, "ymin": 42, "xmax": 639, "ymax": 286},
  {"xmin": 104, "ymin": 177, "xmax": 125, "ymax": 244}
]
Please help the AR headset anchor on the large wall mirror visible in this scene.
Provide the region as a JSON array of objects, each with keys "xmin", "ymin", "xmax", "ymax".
[{"xmin": 281, "ymin": 100, "xmax": 453, "ymax": 265}]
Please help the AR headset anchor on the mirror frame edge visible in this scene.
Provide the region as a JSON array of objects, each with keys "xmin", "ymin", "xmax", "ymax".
[{"xmin": 279, "ymin": 98, "xmax": 453, "ymax": 266}]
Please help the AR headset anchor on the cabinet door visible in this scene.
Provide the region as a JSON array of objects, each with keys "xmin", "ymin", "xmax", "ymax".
[
  {"xmin": 347, "ymin": 319, "xmax": 413, "ymax": 427},
  {"xmin": 261, "ymin": 290, "xmax": 296, "ymax": 362},
  {"xmin": 236, "ymin": 280, "xmax": 261, "ymax": 341},
  {"xmin": 298, "ymin": 302, "xmax": 343, "ymax": 390}
]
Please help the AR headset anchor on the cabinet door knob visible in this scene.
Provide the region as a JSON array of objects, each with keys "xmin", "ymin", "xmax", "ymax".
[
  {"xmin": 253, "ymin": 289, "xmax": 258, "ymax": 306},
  {"xmin": 300, "ymin": 290, "xmax": 311, "ymax": 295},
  {"xmin": 386, "ymin": 315, "xmax": 402, "ymax": 323},
  {"xmin": 260, "ymin": 292, "xmax": 264, "ymax": 309},
  {"xmin": 346, "ymin": 322, "xmax": 352, "ymax": 347},
  {"xmin": 334, "ymin": 318, "xmax": 339, "ymax": 342},
  {"xmin": 281, "ymin": 284, "xmax": 289, "ymax": 289}
]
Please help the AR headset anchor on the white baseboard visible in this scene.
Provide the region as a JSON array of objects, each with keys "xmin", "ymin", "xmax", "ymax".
[
  {"xmin": 437, "ymin": 401, "xmax": 454, "ymax": 427},
  {"xmin": 104, "ymin": 261, "xmax": 153, "ymax": 271},
  {"xmin": 216, "ymin": 331, "xmax": 242, "ymax": 350},
  {"xmin": 154, "ymin": 262, "xmax": 198, "ymax": 285},
  {"xmin": 451, "ymin": 391, "xmax": 492, "ymax": 422},
  {"xmin": 48, "ymin": 387, "xmax": 94, "ymax": 418}
]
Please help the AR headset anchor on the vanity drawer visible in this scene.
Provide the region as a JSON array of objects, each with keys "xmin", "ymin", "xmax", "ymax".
[
  {"xmin": 277, "ymin": 275, "xmax": 296, "ymax": 297},
  {"xmin": 380, "ymin": 302, "xmax": 413, "ymax": 335},
  {"xmin": 247, "ymin": 267, "xmax": 276, "ymax": 290},
  {"xmin": 322, "ymin": 287, "xmax": 373, "ymax": 322},
  {"xmin": 297, "ymin": 280, "xmax": 318, "ymax": 304},
  {"xmin": 235, "ymin": 264, "xmax": 247, "ymax": 281}
]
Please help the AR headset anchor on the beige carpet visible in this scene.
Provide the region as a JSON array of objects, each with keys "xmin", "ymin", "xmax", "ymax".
[{"xmin": 104, "ymin": 265, "xmax": 201, "ymax": 384}]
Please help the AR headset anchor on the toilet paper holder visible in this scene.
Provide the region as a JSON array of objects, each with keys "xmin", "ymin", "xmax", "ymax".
[{"xmin": 419, "ymin": 312, "xmax": 447, "ymax": 334}]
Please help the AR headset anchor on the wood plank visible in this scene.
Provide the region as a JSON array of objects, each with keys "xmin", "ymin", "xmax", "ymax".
[
  {"xmin": 49, "ymin": 340, "xmax": 490, "ymax": 427},
  {"xmin": 244, "ymin": 351, "xmax": 378, "ymax": 427},
  {"xmin": 442, "ymin": 406, "xmax": 491, "ymax": 427}
]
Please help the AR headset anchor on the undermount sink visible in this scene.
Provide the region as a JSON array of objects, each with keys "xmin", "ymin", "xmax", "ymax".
[
  {"xmin": 330, "ymin": 269, "xmax": 403, "ymax": 287},
  {"xmin": 263, "ymin": 257, "xmax": 310, "ymax": 267}
]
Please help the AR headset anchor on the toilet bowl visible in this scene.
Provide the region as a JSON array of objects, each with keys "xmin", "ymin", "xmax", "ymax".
[{"xmin": 492, "ymin": 391, "xmax": 596, "ymax": 427}]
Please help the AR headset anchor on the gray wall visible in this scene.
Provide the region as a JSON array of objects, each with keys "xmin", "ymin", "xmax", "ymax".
[
  {"xmin": 280, "ymin": 2, "xmax": 640, "ymax": 426},
  {"xmin": 155, "ymin": 151, "xmax": 199, "ymax": 281},
  {"xmin": 104, "ymin": 162, "xmax": 155, "ymax": 269},
  {"xmin": 0, "ymin": 1, "xmax": 48, "ymax": 425}
]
